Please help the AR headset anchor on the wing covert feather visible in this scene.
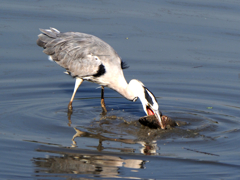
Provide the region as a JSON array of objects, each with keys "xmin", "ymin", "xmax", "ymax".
[{"xmin": 37, "ymin": 28, "xmax": 114, "ymax": 78}]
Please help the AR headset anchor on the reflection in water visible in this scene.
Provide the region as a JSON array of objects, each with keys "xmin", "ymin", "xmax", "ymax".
[
  {"xmin": 68, "ymin": 108, "xmax": 162, "ymax": 155},
  {"xmin": 32, "ymin": 115, "xmax": 162, "ymax": 178},
  {"xmin": 72, "ymin": 127, "xmax": 159, "ymax": 155},
  {"xmin": 32, "ymin": 114, "xmax": 161, "ymax": 178},
  {"xmin": 34, "ymin": 147, "xmax": 145, "ymax": 178},
  {"xmin": 139, "ymin": 141, "xmax": 159, "ymax": 155}
]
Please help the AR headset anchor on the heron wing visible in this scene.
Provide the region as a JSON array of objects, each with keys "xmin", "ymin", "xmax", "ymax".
[{"xmin": 37, "ymin": 28, "xmax": 116, "ymax": 78}]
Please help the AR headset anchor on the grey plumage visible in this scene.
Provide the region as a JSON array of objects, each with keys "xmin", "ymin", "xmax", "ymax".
[{"xmin": 37, "ymin": 27, "xmax": 123, "ymax": 87}]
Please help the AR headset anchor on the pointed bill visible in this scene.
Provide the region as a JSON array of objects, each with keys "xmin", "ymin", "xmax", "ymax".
[{"xmin": 153, "ymin": 109, "xmax": 165, "ymax": 129}]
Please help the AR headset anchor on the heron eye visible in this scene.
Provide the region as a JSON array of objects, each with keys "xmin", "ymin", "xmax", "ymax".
[{"xmin": 94, "ymin": 56, "xmax": 99, "ymax": 60}]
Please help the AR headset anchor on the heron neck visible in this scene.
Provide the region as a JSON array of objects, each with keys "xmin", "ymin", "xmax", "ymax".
[{"xmin": 110, "ymin": 77, "xmax": 135, "ymax": 101}]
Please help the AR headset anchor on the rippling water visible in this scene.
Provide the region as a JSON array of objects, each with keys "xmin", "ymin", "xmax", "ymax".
[{"xmin": 1, "ymin": 0, "xmax": 240, "ymax": 179}]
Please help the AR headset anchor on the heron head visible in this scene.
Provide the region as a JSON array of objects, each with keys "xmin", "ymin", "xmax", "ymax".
[{"xmin": 129, "ymin": 79, "xmax": 165, "ymax": 129}]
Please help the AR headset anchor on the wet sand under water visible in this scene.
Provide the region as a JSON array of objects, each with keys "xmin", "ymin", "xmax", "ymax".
[{"xmin": 0, "ymin": 0, "xmax": 240, "ymax": 179}]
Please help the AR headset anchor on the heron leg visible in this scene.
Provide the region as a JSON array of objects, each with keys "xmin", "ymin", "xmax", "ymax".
[
  {"xmin": 101, "ymin": 86, "xmax": 107, "ymax": 115},
  {"xmin": 68, "ymin": 78, "xmax": 83, "ymax": 111}
]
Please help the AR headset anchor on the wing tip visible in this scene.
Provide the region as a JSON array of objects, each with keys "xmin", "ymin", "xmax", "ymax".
[{"xmin": 38, "ymin": 27, "xmax": 60, "ymax": 38}]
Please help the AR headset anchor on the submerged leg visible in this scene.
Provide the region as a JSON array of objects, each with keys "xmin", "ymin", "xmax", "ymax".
[
  {"xmin": 68, "ymin": 78, "xmax": 83, "ymax": 111},
  {"xmin": 101, "ymin": 86, "xmax": 107, "ymax": 114}
]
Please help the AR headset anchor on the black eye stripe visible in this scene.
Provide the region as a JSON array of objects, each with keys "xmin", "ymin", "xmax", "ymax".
[{"xmin": 144, "ymin": 87, "xmax": 154, "ymax": 106}]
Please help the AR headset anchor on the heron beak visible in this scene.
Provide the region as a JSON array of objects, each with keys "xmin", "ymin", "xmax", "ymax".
[
  {"xmin": 146, "ymin": 106, "xmax": 165, "ymax": 129},
  {"xmin": 154, "ymin": 110, "xmax": 165, "ymax": 129}
]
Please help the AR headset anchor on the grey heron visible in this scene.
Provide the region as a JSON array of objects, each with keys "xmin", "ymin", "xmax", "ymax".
[{"xmin": 37, "ymin": 28, "xmax": 164, "ymax": 129}]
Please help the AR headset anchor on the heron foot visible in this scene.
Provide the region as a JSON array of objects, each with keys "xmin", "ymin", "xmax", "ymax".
[{"xmin": 101, "ymin": 108, "xmax": 107, "ymax": 116}]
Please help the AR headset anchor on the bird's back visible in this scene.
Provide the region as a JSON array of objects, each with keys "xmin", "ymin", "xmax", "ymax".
[{"xmin": 37, "ymin": 28, "xmax": 122, "ymax": 80}]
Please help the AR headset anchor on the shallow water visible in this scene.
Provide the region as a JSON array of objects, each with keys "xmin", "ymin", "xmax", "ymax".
[{"xmin": 1, "ymin": 0, "xmax": 240, "ymax": 179}]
